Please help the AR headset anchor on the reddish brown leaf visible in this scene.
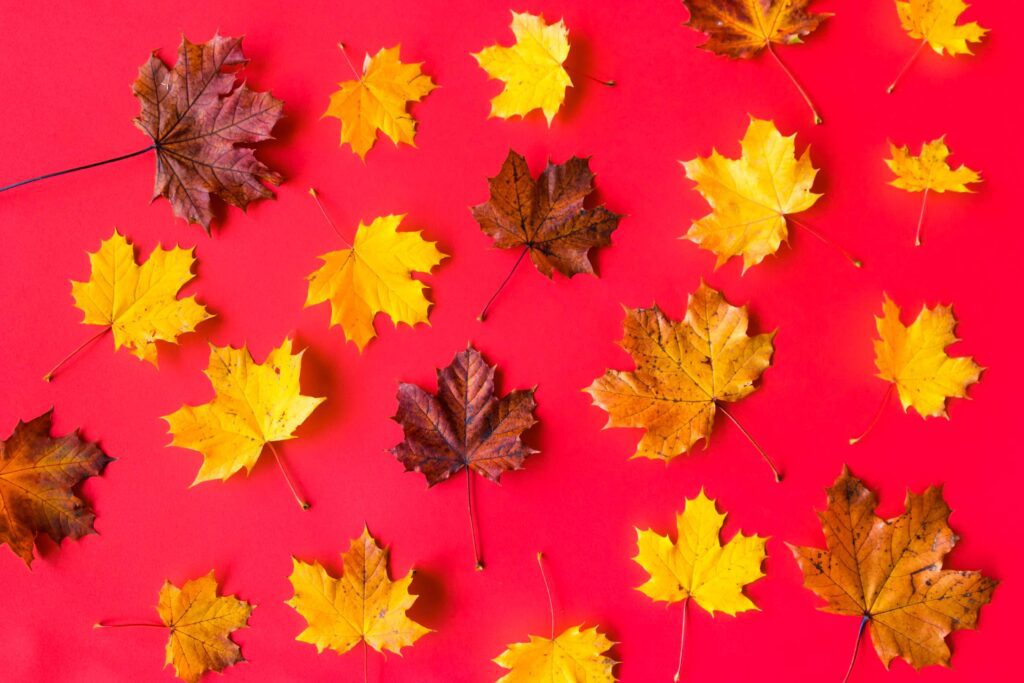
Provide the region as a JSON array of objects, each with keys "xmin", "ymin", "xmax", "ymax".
[{"xmin": 681, "ymin": 0, "xmax": 828, "ymax": 59}]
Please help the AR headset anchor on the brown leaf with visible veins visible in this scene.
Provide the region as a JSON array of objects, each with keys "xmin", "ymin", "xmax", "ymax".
[
  {"xmin": 0, "ymin": 410, "xmax": 112, "ymax": 566},
  {"xmin": 788, "ymin": 467, "xmax": 997, "ymax": 672},
  {"xmin": 681, "ymin": 0, "xmax": 828, "ymax": 58},
  {"xmin": 132, "ymin": 34, "xmax": 283, "ymax": 231},
  {"xmin": 471, "ymin": 150, "xmax": 620, "ymax": 278}
]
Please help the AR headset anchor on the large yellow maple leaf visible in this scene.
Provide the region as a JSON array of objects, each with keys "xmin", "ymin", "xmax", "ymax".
[
  {"xmin": 324, "ymin": 45, "xmax": 436, "ymax": 160},
  {"xmin": 494, "ymin": 625, "xmax": 617, "ymax": 683},
  {"xmin": 70, "ymin": 229, "xmax": 212, "ymax": 367},
  {"xmin": 286, "ymin": 527, "xmax": 430, "ymax": 657},
  {"xmin": 163, "ymin": 338, "xmax": 324, "ymax": 485},
  {"xmin": 472, "ymin": 11, "xmax": 572, "ymax": 125},
  {"xmin": 305, "ymin": 213, "xmax": 446, "ymax": 351},
  {"xmin": 682, "ymin": 117, "xmax": 821, "ymax": 271},
  {"xmin": 896, "ymin": 0, "xmax": 988, "ymax": 56}
]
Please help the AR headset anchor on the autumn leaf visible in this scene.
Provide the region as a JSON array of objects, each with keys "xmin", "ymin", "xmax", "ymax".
[
  {"xmin": 472, "ymin": 11, "xmax": 572, "ymax": 125},
  {"xmin": 471, "ymin": 149, "xmax": 621, "ymax": 319},
  {"xmin": 585, "ymin": 281, "xmax": 781, "ymax": 480},
  {"xmin": 163, "ymin": 338, "xmax": 324, "ymax": 507},
  {"xmin": 634, "ymin": 491, "xmax": 765, "ymax": 679},
  {"xmin": 0, "ymin": 410, "xmax": 112, "ymax": 566},
  {"xmin": 888, "ymin": 1, "xmax": 988, "ymax": 92},
  {"xmin": 885, "ymin": 137, "xmax": 981, "ymax": 245},
  {"xmin": 305, "ymin": 196, "xmax": 447, "ymax": 351},
  {"xmin": 681, "ymin": 0, "xmax": 829, "ymax": 123},
  {"xmin": 286, "ymin": 527, "xmax": 430, "ymax": 658},
  {"xmin": 788, "ymin": 467, "xmax": 996, "ymax": 674},
  {"xmin": 391, "ymin": 345, "xmax": 537, "ymax": 568},
  {"xmin": 132, "ymin": 34, "xmax": 284, "ymax": 230},
  {"xmin": 324, "ymin": 45, "xmax": 436, "ymax": 160}
]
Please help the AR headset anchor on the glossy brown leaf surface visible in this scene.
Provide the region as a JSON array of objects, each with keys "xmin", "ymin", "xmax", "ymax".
[{"xmin": 682, "ymin": 0, "xmax": 828, "ymax": 58}]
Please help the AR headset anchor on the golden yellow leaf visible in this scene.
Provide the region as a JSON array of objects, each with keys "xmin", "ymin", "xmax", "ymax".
[
  {"xmin": 70, "ymin": 229, "xmax": 212, "ymax": 366},
  {"xmin": 494, "ymin": 625, "xmax": 617, "ymax": 683},
  {"xmin": 305, "ymin": 214, "xmax": 446, "ymax": 351},
  {"xmin": 896, "ymin": 0, "xmax": 988, "ymax": 55},
  {"xmin": 163, "ymin": 338, "xmax": 324, "ymax": 484},
  {"xmin": 286, "ymin": 527, "xmax": 430, "ymax": 656},
  {"xmin": 682, "ymin": 117, "xmax": 821, "ymax": 271},
  {"xmin": 472, "ymin": 11, "xmax": 572, "ymax": 125},
  {"xmin": 886, "ymin": 137, "xmax": 981, "ymax": 193},
  {"xmin": 873, "ymin": 294, "xmax": 981, "ymax": 419},
  {"xmin": 324, "ymin": 45, "xmax": 436, "ymax": 160},
  {"xmin": 634, "ymin": 490, "xmax": 766, "ymax": 616},
  {"xmin": 156, "ymin": 572, "xmax": 253, "ymax": 683}
]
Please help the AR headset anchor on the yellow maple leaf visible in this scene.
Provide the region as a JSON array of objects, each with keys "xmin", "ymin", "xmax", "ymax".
[
  {"xmin": 472, "ymin": 11, "xmax": 572, "ymax": 125},
  {"xmin": 286, "ymin": 527, "xmax": 430, "ymax": 657},
  {"xmin": 324, "ymin": 45, "xmax": 436, "ymax": 160},
  {"xmin": 896, "ymin": 0, "xmax": 988, "ymax": 56},
  {"xmin": 156, "ymin": 572, "xmax": 253, "ymax": 683},
  {"xmin": 494, "ymin": 625, "xmax": 617, "ymax": 683},
  {"xmin": 305, "ymin": 213, "xmax": 446, "ymax": 351},
  {"xmin": 873, "ymin": 294, "xmax": 981, "ymax": 419},
  {"xmin": 163, "ymin": 338, "xmax": 324, "ymax": 485},
  {"xmin": 682, "ymin": 117, "xmax": 821, "ymax": 271},
  {"xmin": 69, "ymin": 229, "xmax": 212, "ymax": 366}
]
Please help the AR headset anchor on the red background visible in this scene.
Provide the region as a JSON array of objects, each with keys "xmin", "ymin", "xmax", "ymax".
[{"xmin": 0, "ymin": 1, "xmax": 1017, "ymax": 681}]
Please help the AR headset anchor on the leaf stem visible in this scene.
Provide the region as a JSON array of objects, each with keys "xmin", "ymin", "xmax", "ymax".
[
  {"xmin": 789, "ymin": 218, "xmax": 862, "ymax": 268},
  {"xmin": 308, "ymin": 188, "xmax": 353, "ymax": 248},
  {"xmin": 266, "ymin": 442, "xmax": 310, "ymax": 510},
  {"xmin": 717, "ymin": 404, "xmax": 782, "ymax": 482},
  {"xmin": 766, "ymin": 44, "xmax": 821, "ymax": 125},
  {"xmin": 849, "ymin": 384, "xmax": 895, "ymax": 445},
  {"xmin": 914, "ymin": 187, "xmax": 930, "ymax": 247},
  {"xmin": 843, "ymin": 616, "xmax": 869, "ymax": 683},
  {"xmin": 337, "ymin": 42, "xmax": 362, "ymax": 80},
  {"xmin": 478, "ymin": 246, "xmax": 529, "ymax": 322},
  {"xmin": 887, "ymin": 40, "xmax": 927, "ymax": 94},
  {"xmin": 674, "ymin": 597, "xmax": 689, "ymax": 683},
  {"xmin": 93, "ymin": 621, "xmax": 164, "ymax": 629},
  {"xmin": 362, "ymin": 638, "xmax": 368, "ymax": 683},
  {"xmin": 467, "ymin": 471, "xmax": 483, "ymax": 570},
  {"xmin": 0, "ymin": 146, "xmax": 155, "ymax": 194},
  {"xmin": 43, "ymin": 326, "xmax": 111, "ymax": 382},
  {"xmin": 536, "ymin": 552, "xmax": 555, "ymax": 640},
  {"xmin": 583, "ymin": 73, "xmax": 616, "ymax": 87}
]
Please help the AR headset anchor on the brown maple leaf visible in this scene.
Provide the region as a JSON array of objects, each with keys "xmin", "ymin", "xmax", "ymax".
[
  {"xmin": 132, "ymin": 34, "xmax": 284, "ymax": 231},
  {"xmin": 788, "ymin": 467, "xmax": 997, "ymax": 675},
  {"xmin": 0, "ymin": 410, "xmax": 112, "ymax": 566},
  {"xmin": 390, "ymin": 345, "xmax": 537, "ymax": 568}
]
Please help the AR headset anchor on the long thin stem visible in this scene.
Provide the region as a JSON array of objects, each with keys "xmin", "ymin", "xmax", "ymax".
[
  {"xmin": 266, "ymin": 442, "xmax": 310, "ymax": 510},
  {"xmin": 674, "ymin": 598, "xmax": 689, "ymax": 683},
  {"xmin": 578, "ymin": 72, "xmax": 616, "ymax": 87},
  {"xmin": 93, "ymin": 621, "xmax": 164, "ymax": 629},
  {"xmin": 337, "ymin": 43, "xmax": 362, "ymax": 79},
  {"xmin": 887, "ymin": 41, "xmax": 927, "ymax": 94},
  {"xmin": 914, "ymin": 187, "xmax": 930, "ymax": 247},
  {"xmin": 308, "ymin": 188, "xmax": 353, "ymax": 247},
  {"xmin": 850, "ymin": 384, "xmax": 895, "ymax": 445},
  {"xmin": 717, "ymin": 404, "xmax": 782, "ymax": 482},
  {"xmin": 766, "ymin": 44, "xmax": 821, "ymax": 125},
  {"xmin": 1, "ymin": 146, "xmax": 155, "ymax": 194},
  {"xmin": 789, "ymin": 218, "xmax": 862, "ymax": 268},
  {"xmin": 478, "ymin": 246, "xmax": 529, "ymax": 322},
  {"xmin": 362, "ymin": 638, "xmax": 368, "ymax": 683},
  {"xmin": 467, "ymin": 472, "xmax": 483, "ymax": 570},
  {"xmin": 843, "ymin": 616, "xmax": 869, "ymax": 683},
  {"xmin": 43, "ymin": 326, "xmax": 111, "ymax": 382},
  {"xmin": 536, "ymin": 552, "xmax": 555, "ymax": 640}
]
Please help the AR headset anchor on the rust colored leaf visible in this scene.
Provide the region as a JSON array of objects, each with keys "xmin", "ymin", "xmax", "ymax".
[{"xmin": 682, "ymin": 0, "xmax": 828, "ymax": 58}]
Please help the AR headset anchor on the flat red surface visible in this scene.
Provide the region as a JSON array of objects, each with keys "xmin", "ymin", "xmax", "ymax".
[{"xmin": 0, "ymin": 1, "xmax": 1017, "ymax": 681}]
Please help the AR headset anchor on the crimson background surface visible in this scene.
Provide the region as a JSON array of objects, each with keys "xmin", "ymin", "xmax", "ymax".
[{"xmin": 0, "ymin": 1, "xmax": 1018, "ymax": 681}]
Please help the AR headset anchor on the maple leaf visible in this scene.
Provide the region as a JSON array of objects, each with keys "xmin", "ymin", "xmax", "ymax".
[
  {"xmin": 896, "ymin": 0, "xmax": 988, "ymax": 56},
  {"xmin": 495, "ymin": 625, "xmax": 617, "ymax": 683},
  {"xmin": 0, "ymin": 410, "xmax": 111, "ymax": 566},
  {"xmin": 132, "ymin": 34, "xmax": 284, "ymax": 231},
  {"xmin": 390, "ymin": 345, "xmax": 537, "ymax": 567},
  {"xmin": 163, "ymin": 338, "xmax": 324, "ymax": 497},
  {"xmin": 788, "ymin": 467, "xmax": 996, "ymax": 673},
  {"xmin": 585, "ymin": 282, "xmax": 780, "ymax": 479},
  {"xmin": 472, "ymin": 11, "xmax": 572, "ymax": 125},
  {"xmin": 305, "ymin": 211, "xmax": 447, "ymax": 351},
  {"xmin": 286, "ymin": 527, "xmax": 430, "ymax": 657},
  {"xmin": 885, "ymin": 137, "xmax": 981, "ymax": 245},
  {"xmin": 324, "ymin": 45, "xmax": 436, "ymax": 160}
]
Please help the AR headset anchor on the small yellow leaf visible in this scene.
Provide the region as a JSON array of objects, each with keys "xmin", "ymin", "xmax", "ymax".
[
  {"xmin": 494, "ymin": 624, "xmax": 617, "ymax": 683},
  {"xmin": 472, "ymin": 11, "xmax": 572, "ymax": 125},
  {"xmin": 163, "ymin": 338, "xmax": 324, "ymax": 484},
  {"xmin": 886, "ymin": 137, "xmax": 980, "ymax": 193},
  {"xmin": 286, "ymin": 527, "xmax": 430, "ymax": 656},
  {"xmin": 305, "ymin": 214, "xmax": 446, "ymax": 351},
  {"xmin": 71, "ymin": 229, "xmax": 212, "ymax": 366},
  {"xmin": 873, "ymin": 295, "xmax": 981, "ymax": 419},
  {"xmin": 896, "ymin": 0, "xmax": 988, "ymax": 55},
  {"xmin": 633, "ymin": 490, "xmax": 766, "ymax": 616},
  {"xmin": 324, "ymin": 45, "xmax": 436, "ymax": 160},
  {"xmin": 157, "ymin": 572, "xmax": 253, "ymax": 683}
]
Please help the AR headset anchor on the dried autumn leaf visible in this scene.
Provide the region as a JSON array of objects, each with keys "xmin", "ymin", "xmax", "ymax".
[
  {"xmin": 472, "ymin": 11, "xmax": 572, "ymax": 124},
  {"xmin": 885, "ymin": 137, "xmax": 981, "ymax": 245},
  {"xmin": 391, "ymin": 345, "xmax": 537, "ymax": 567},
  {"xmin": 0, "ymin": 410, "xmax": 111, "ymax": 566},
  {"xmin": 324, "ymin": 45, "xmax": 436, "ymax": 160},
  {"xmin": 305, "ymin": 211, "xmax": 447, "ymax": 351},
  {"xmin": 585, "ymin": 282, "xmax": 780, "ymax": 479},
  {"xmin": 896, "ymin": 0, "xmax": 988, "ymax": 56},
  {"xmin": 132, "ymin": 34, "xmax": 284, "ymax": 231},
  {"xmin": 286, "ymin": 527, "xmax": 430, "ymax": 658},
  {"xmin": 788, "ymin": 467, "xmax": 996, "ymax": 673}
]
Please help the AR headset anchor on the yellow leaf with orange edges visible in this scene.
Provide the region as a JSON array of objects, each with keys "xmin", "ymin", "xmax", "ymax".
[
  {"xmin": 886, "ymin": 137, "xmax": 980, "ymax": 194},
  {"xmin": 495, "ymin": 625, "xmax": 617, "ymax": 683},
  {"xmin": 896, "ymin": 0, "xmax": 988, "ymax": 55}
]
